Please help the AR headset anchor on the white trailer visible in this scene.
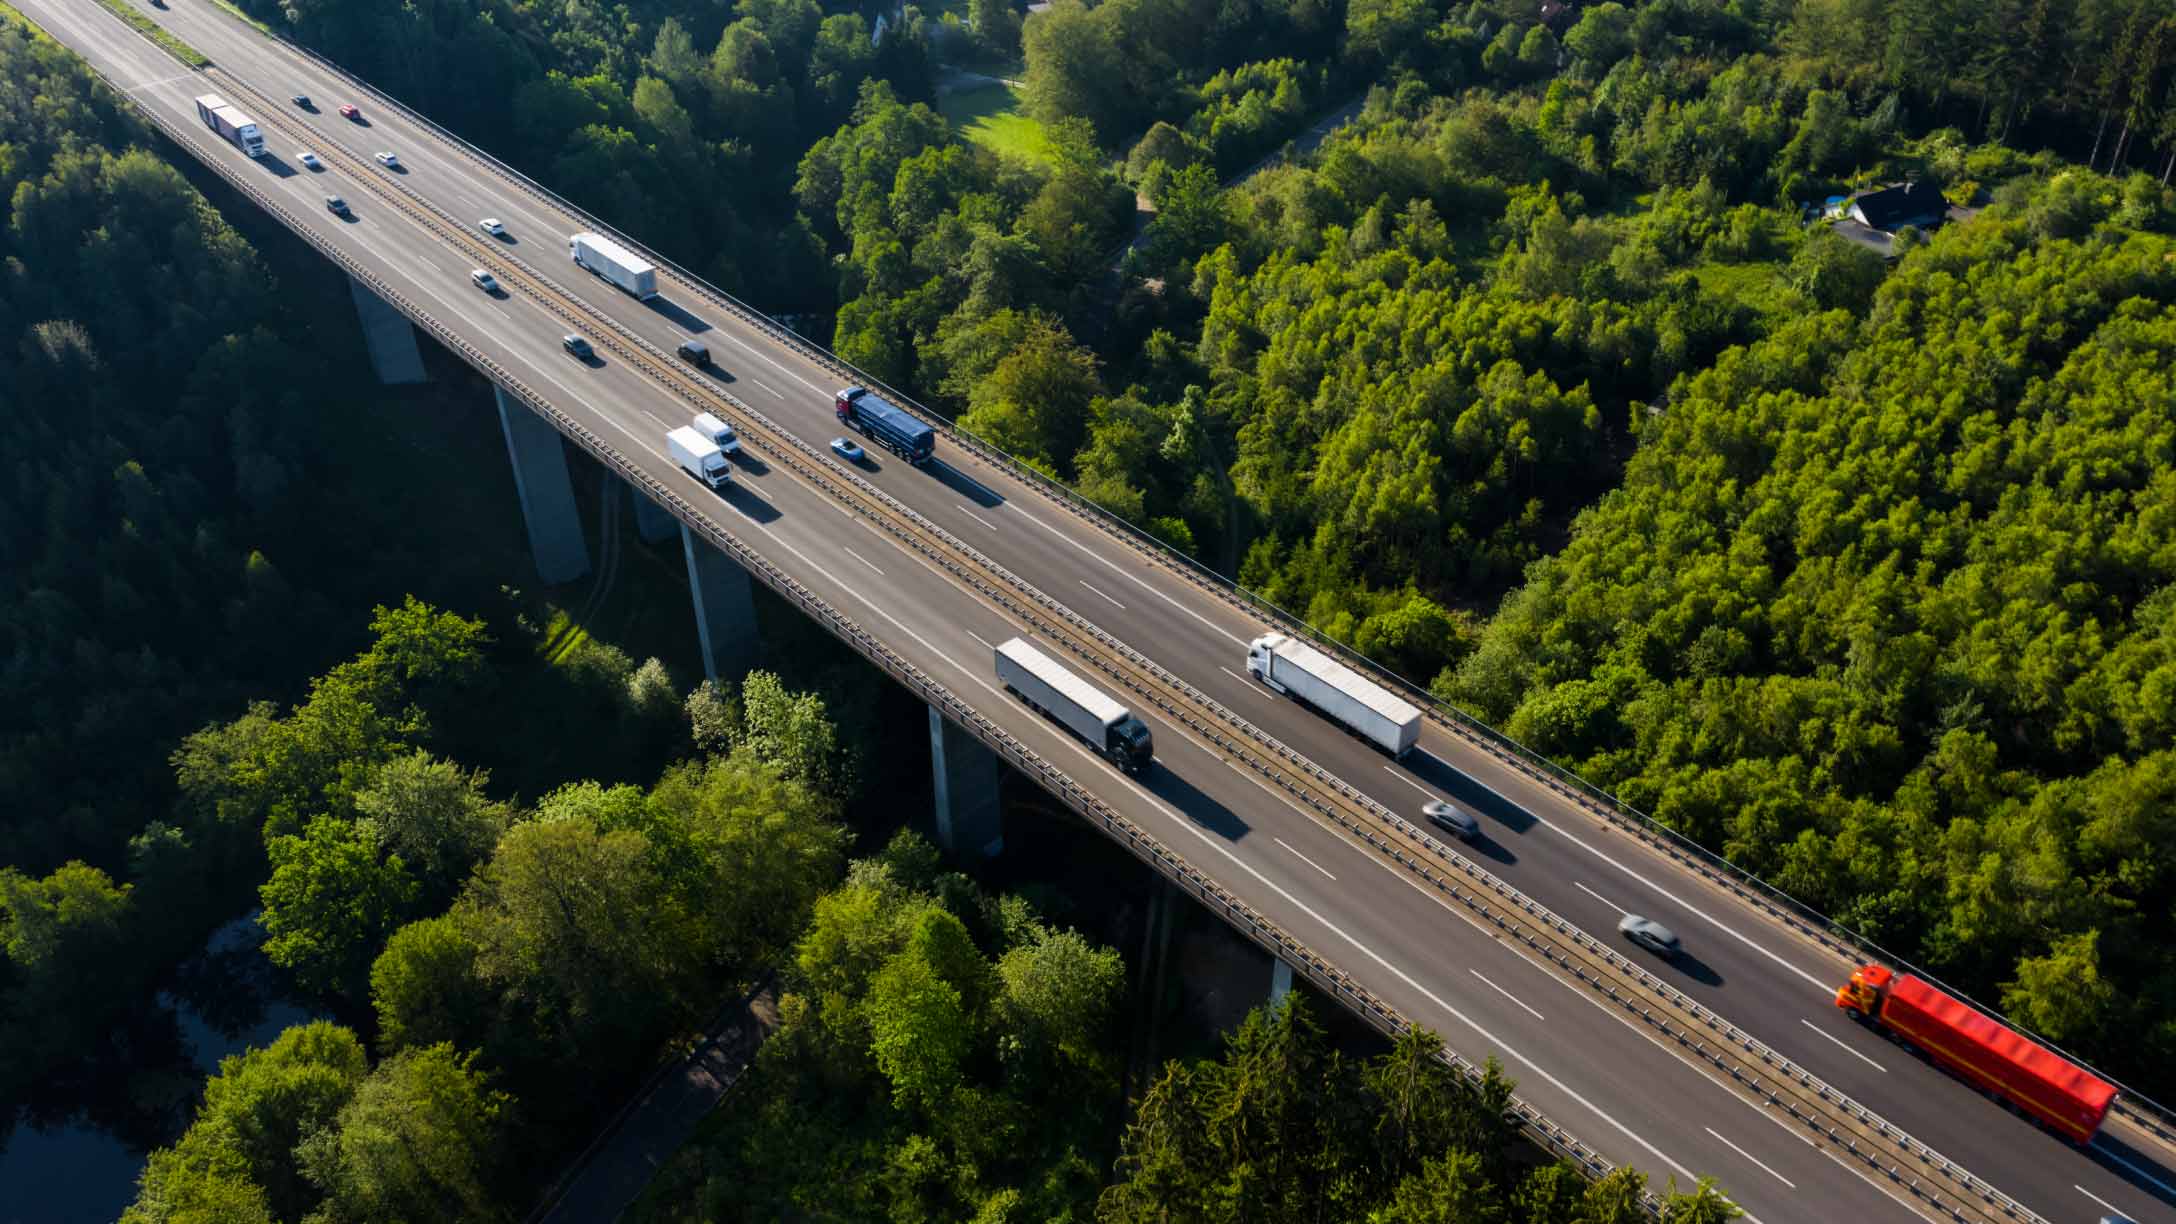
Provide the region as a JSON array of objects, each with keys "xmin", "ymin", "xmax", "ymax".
[
  {"xmin": 994, "ymin": 637, "xmax": 1154, "ymax": 774},
  {"xmin": 569, "ymin": 231, "xmax": 658, "ymax": 300},
  {"xmin": 1246, "ymin": 633, "xmax": 1421, "ymax": 757},
  {"xmin": 667, "ymin": 426, "xmax": 730, "ymax": 489},
  {"xmin": 193, "ymin": 94, "xmax": 265, "ymax": 158}
]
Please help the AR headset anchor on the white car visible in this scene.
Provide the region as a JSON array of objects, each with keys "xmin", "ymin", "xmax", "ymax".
[
  {"xmin": 297, "ymin": 151, "xmax": 321, "ymax": 170},
  {"xmin": 479, "ymin": 218, "xmax": 507, "ymax": 237},
  {"xmin": 375, "ymin": 151, "xmax": 401, "ymax": 169},
  {"xmin": 469, "ymin": 269, "xmax": 499, "ymax": 293}
]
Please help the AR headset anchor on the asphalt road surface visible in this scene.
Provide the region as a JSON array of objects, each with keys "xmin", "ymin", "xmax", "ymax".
[{"xmin": 19, "ymin": 2, "xmax": 2174, "ymax": 1220}]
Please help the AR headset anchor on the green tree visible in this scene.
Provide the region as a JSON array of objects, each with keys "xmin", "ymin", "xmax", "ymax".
[
  {"xmin": 298, "ymin": 1044, "xmax": 507, "ymax": 1224},
  {"xmin": 370, "ymin": 913, "xmax": 491, "ymax": 1054},
  {"xmin": 259, "ymin": 816, "xmax": 419, "ymax": 1000},
  {"xmin": 866, "ymin": 946, "xmax": 973, "ymax": 1109},
  {"xmin": 353, "ymin": 751, "xmax": 510, "ymax": 898},
  {"xmin": 960, "ymin": 318, "xmax": 1104, "ymax": 468}
]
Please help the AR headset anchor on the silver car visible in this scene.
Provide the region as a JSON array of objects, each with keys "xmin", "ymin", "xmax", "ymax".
[
  {"xmin": 1422, "ymin": 800, "xmax": 1480, "ymax": 842},
  {"xmin": 1618, "ymin": 914, "xmax": 1682, "ymax": 959}
]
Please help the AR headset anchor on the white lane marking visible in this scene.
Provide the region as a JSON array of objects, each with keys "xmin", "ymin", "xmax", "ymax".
[
  {"xmin": 957, "ymin": 504, "xmax": 998, "ymax": 530},
  {"xmin": 1274, "ymin": 837, "xmax": 1336, "ymax": 880},
  {"xmin": 1382, "ymin": 766, "xmax": 1440, "ymax": 801},
  {"xmin": 966, "ymin": 630, "xmax": 996, "ymax": 652},
  {"xmin": 842, "ymin": 546, "xmax": 883, "ymax": 575},
  {"xmin": 1439, "ymin": 756, "xmax": 1835, "ymax": 993},
  {"xmin": 1574, "ymin": 881, "xmax": 1628, "ymax": 914},
  {"xmin": 1471, "ymin": 970, "xmax": 1544, "ymax": 1021},
  {"xmin": 1220, "ymin": 666, "xmax": 1252, "ymax": 685},
  {"xmin": 125, "ymin": 72, "xmax": 197, "ymax": 93},
  {"xmin": 2075, "ymin": 1183, "xmax": 2127, "ymax": 1217},
  {"xmin": 1015, "ymin": 507, "xmax": 1250, "ymax": 646},
  {"xmin": 751, "ymin": 378, "xmax": 782, "ymax": 399},
  {"xmin": 1078, "ymin": 579, "xmax": 1127, "ymax": 610},
  {"xmin": 1706, "ymin": 1127, "xmax": 1797, "ymax": 1189},
  {"xmin": 1799, "ymin": 1020, "xmax": 1887, "ymax": 1073}
]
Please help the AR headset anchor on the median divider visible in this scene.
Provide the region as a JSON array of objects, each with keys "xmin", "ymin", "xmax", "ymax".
[{"xmin": 88, "ymin": 42, "xmax": 1667, "ymax": 1218}]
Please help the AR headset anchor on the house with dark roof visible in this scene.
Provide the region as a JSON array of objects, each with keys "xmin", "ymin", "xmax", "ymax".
[{"xmin": 1847, "ymin": 180, "xmax": 1948, "ymax": 233}]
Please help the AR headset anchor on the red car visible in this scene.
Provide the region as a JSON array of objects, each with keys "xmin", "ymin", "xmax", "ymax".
[{"xmin": 338, "ymin": 103, "xmax": 360, "ymax": 120}]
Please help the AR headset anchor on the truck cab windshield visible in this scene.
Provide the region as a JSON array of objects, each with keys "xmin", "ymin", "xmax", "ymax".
[{"xmin": 1117, "ymin": 718, "xmax": 1152, "ymax": 752}]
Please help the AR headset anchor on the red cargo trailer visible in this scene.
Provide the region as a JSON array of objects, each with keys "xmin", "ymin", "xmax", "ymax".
[{"xmin": 1835, "ymin": 964, "xmax": 2117, "ymax": 1143}]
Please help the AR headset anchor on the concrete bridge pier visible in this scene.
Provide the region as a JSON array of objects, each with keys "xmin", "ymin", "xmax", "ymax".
[
  {"xmin": 1269, "ymin": 958, "xmax": 1293, "ymax": 1008},
  {"xmin": 681, "ymin": 522, "xmax": 759, "ymax": 681},
  {"xmin": 347, "ymin": 275, "xmax": 428, "ymax": 384},
  {"xmin": 494, "ymin": 385, "xmax": 590, "ymax": 585},
  {"xmin": 629, "ymin": 481, "xmax": 678, "ymax": 543},
  {"xmin": 929, "ymin": 708, "xmax": 1003, "ymax": 858}
]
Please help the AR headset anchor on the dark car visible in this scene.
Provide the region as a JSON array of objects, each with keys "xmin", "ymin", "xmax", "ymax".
[
  {"xmin": 1617, "ymin": 914, "xmax": 1682, "ymax": 959},
  {"xmin": 291, "ymin": 94, "xmax": 311, "ymax": 108},
  {"xmin": 324, "ymin": 194, "xmax": 350, "ymax": 217},
  {"xmin": 1422, "ymin": 800, "xmax": 1480, "ymax": 842},
  {"xmin": 676, "ymin": 339, "xmax": 710, "ymax": 366},
  {"xmin": 561, "ymin": 334, "xmax": 593, "ymax": 360}
]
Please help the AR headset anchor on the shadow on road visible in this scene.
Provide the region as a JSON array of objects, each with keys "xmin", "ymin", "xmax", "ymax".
[
  {"xmin": 261, "ymin": 156, "xmax": 298, "ymax": 179},
  {"xmin": 1460, "ymin": 834, "xmax": 1518, "ymax": 867},
  {"xmin": 1660, "ymin": 952, "xmax": 1723, "ymax": 987},
  {"xmin": 1142, "ymin": 764, "xmax": 1249, "ymax": 842},
  {"xmin": 646, "ymin": 296, "xmax": 712, "ymax": 335},
  {"xmin": 1402, "ymin": 750, "xmax": 1537, "ymax": 834},
  {"xmin": 717, "ymin": 481, "xmax": 779, "ymax": 524},
  {"xmin": 728, "ymin": 452, "xmax": 768, "ymax": 477},
  {"xmin": 929, "ymin": 459, "xmax": 1005, "ymax": 508}
]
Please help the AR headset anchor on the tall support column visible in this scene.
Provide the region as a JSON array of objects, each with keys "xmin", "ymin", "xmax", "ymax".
[
  {"xmin": 494, "ymin": 385, "xmax": 590, "ymax": 585},
  {"xmin": 1269, "ymin": 958, "xmax": 1293, "ymax": 1008},
  {"xmin": 928, "ymin": 708, "xmax": 1002, "ymax": 858},
  {"xmin": 629, "ymin": 480, "xmax": 677, "ymax": 543},
  {"xmin": 681, "ymin": 522, "xmax": 759, "ymax": 682},
  {"xmin": 347, "ymin": 275, "xmax": 427, "ymax": 384}
]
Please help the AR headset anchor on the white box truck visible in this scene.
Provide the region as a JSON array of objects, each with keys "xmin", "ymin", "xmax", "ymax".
[
  {"xmin": 193, "ymin": 94, "xmax": 265, "ymax": 158},
  {"xmin": 569, "ymin": 231, "xmax": 658, "ymax": 300},
  {"xmin": 1246, "ymin": 633, "xmax": 1422, "ymax": 757},
  {"xmin": 995, "ymin": 637, "xmax": 1154, "ymax": 774},
  {"xmin": 691, "ymin": 411, "xmax": 741, "ymax": 454},
  {"xmin": 667, "ymin": 426, "xmax": 730, "ymax": 490}
]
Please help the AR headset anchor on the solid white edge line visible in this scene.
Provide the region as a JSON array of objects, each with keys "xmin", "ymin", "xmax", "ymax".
[
  {"xmin": 1438, "ymin": 757, "xmax": 1835, "ymax": 994},
  {"xmin": 2089, "ymin": 1144, "xmax": 2176, "ymax": 1199},
  {"xmin": 1574, "ymin": 881, "xmax": 1628, "ymax": 914},
  {"xmin": 842, "ymin": 546, "xmax": 883, "ymax": 576},
  {"xmin": 1470, "ymin": 970, "xmax": 1545, "ymax": 1022},
  {"xmin": 751, "ymin": 378, "xmax": 782, "ymax": 399},
  {"xmin": 1220, "ymin": 666, "xmax": 1251, "ymax": 685},
  {"xmin": 1798, "ymin": 1019, "xmax": 1888, "ymax": 1073},
  {"xmin": 1273, "ymin": 837, "xmax": 1337, "ymax": 881},
  {"xmin": 1705, "ymin": 1127, "xmax": 1798, "ymax": 1190},
  {"xmin": 1015, "ymin": 506, "xmax": 1251, "ymax": 646}
]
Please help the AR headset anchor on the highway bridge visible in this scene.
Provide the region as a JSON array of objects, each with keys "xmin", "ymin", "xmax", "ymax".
[{"xmin": 20, "ymin": 2, "xmax": 2176, "ymax": 1220}]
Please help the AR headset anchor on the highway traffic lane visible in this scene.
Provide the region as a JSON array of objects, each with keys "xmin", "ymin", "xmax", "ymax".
[{"xmin": 63, "ymin": 2, "xmax": 2176, "ymax": 1215}]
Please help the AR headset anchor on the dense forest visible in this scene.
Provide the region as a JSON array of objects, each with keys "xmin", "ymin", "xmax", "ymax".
[{"xmin": 12, "ymin": 0, "xmax": 2176, "ymax": 1214}]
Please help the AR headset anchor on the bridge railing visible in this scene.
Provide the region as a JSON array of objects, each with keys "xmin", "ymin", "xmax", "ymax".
[
  {"xmin": 109, "ymin": 68, "xmax": 1666, "ymax": 1215},
  {"xmin": 239, "ymin": 26, "xmax": 2176, "ymax": 1145}
]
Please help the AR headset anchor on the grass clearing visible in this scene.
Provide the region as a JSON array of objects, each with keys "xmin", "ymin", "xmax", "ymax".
[
  {"xmin": 86, "ymin": 0, "xmax": 210, "ymax": 66},
  {"xmin": 939, "ymin": 83, "xmax": 1056, "ymax": 168}
]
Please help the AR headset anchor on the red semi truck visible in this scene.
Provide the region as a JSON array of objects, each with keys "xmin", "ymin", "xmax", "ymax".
[{"xmin": 1834, "ymin": 964, "xmax": 2117, "ymax": 1142}]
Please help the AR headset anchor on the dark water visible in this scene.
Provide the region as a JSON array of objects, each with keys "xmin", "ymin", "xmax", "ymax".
[{"xmin": 0, "ymin": 917, "xmax": 311, "ymax": 1224}]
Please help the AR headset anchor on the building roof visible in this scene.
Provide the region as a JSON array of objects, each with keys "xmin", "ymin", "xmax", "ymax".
[{"xmin": 1850, "ymin": 181, "xmax": 1947, "ymax": 232}]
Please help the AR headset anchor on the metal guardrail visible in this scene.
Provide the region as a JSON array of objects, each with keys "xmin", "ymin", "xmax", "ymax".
[
  {"xmin": 88, "ymin": 44, "xmax": 1667, "ymax": 1218},
  {"xmin": 170, "ymin": 6, "xmax": 2176, "ymax": 1150}
]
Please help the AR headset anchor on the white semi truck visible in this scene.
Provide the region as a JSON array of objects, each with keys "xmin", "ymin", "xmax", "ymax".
[
  {"xmin": 1246, "ymin": 633, "xmax": 1422, "ymax": 757},
  {"xmin": 994, "ymin": 637, "xmax": 1154, "ymax": 774},
  {"xmin": 667, "ymin": 426, "xmax": 730, "ymax": 490},
  {"xmin": 569, "ymin": 231, "xmax": 658, "ymax": 300},
  {"xmin": 193, "ymin": 94, "xmax": 265, "ymax": 158}
]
